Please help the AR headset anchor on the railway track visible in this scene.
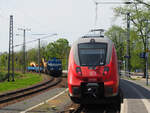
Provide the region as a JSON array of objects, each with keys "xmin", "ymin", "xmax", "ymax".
[
  {"xmin": 72, "ymin": 104, "xmax": 84, "ymax": 113},
  {"xmin": 62, "ymin": 103, "xmax": 121, "ymax": 113},
  {"xmin": 0, "ymin": 76, "xmax": 62, "ymax": 106}
]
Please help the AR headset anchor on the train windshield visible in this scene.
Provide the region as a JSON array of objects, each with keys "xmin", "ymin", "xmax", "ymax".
[{"xmin": 78, "ymin": 43, "xmax": 107, "ymax": 66}]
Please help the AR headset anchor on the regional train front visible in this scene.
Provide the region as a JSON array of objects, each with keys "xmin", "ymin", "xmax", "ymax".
[{"xmin": 67, "ymin": 29, "xmax": 123, "ymax": 105}]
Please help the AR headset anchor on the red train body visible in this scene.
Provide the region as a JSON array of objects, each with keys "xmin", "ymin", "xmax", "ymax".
[{"xmin": 68, "ymin": 32, "xmax": 122, "ymax": 104}]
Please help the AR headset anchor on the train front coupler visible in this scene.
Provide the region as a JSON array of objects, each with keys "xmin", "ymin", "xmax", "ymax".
[{"xmin": 80, "ymin": 82, "xmax": 104, "ymax": 99}]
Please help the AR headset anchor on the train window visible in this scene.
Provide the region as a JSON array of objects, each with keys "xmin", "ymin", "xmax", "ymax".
[{"xmin": 78, "ymin": 43, "xmax": 107, "ymax": 66}]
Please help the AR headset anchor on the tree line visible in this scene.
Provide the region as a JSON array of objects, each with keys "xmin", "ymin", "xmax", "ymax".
[{"xmin": 0, "ymin": 38, "xmax": 70, "ymax": 72}]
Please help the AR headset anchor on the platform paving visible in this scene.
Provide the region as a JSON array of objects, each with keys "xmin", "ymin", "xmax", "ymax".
[{"xmin": 27, "ymin": 90, "xmax": 71, "ymax": 113}]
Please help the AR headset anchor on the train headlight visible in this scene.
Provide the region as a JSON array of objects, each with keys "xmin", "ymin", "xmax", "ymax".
[
  {"xmin": 104, "ymin": 71, "xmax": 108, "ymax": 75},
  {"xmin": 103, "ymin": 66, "xmax": 109, "ymax": 76}
]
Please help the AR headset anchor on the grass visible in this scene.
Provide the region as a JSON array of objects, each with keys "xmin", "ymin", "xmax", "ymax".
[
  {"xmin": 0, "ymin": 71, "xmax": 7, "ymax": 81},
  {"xmin": 0, "ymin": 72, "xmax": 42, "ymax": 94},
  {"xmin": 128, "ymin": 77, "xmax": 137, "ymax": 80}
]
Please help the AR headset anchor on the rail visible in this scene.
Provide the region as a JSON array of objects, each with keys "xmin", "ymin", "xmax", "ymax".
[{"xmin": 0, "ymin": 76, "xmax": 62, "ymax": 105}]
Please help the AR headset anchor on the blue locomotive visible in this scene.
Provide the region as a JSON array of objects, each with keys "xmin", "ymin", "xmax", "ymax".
[{"xmin": 47, "ymin": 57, "xmax": 62, "ymax": 76}]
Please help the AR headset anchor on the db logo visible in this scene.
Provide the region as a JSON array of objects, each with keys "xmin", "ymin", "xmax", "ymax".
[{"xmin": 89, "ymin": 71, "xmax": 96, "ymax": 76}]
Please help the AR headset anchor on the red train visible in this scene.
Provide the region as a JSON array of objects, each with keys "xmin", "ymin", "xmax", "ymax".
[{"xmin": 68, "ymin": 29, "xmax": 123, "ymax": 105}]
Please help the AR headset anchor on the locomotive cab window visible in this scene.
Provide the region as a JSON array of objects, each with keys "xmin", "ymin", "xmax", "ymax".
[{"xmin": 78, "ymin": 43, "xmax": 107, "ymax": 66}]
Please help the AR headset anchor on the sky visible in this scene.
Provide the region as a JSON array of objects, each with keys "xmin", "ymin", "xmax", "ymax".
[{"xmin": 0, "ymin": 0, "xmax": 124, "ymax": 52}]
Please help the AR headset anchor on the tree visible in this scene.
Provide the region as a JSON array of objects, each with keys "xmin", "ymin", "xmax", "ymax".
[
  {"xmin": 27, "ymin": 48, "xmax": 38, "ymax": 65},
  {"xmin": 130, "ymin": 29, "xmax": 144, "ymax": 71},
  {"xmin": 0, "ymin": 52, "xmax": 8, "ymax": 70},
  {"xmin": 105, "ymin": 25, "xmax": 126, "ymax": 61},
  {"xmin": 45, "ymin": 38, "xmax": 70, "ymax": 69},
  {"xmin": 114, "ymin": 0, "xmax": 150, "ymax": 77},
  {"xmin": 0, "ymin": 38, "xmax": 70, "ymax": 72}
]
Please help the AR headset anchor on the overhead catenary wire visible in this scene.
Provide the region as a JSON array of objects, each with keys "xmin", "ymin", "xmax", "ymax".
[
  {"xmin": 92, "ymin": 0, "xmax": 132, "ymax": 27},
  {"xmin": 32, "ymin": 34, "xmax": 49, "ymax": 35},
  {"xmin": 135, "ymin": 0, "xmax": 150, "ymax": 7},
  {"xmin": 94, "ymin": 1, "xmax": 135, "ymax": 4},
  {"xmin": 93, "ymin": 1, "xmax": 150, "ymax": 5},
  {"xmin": 14, "ymin": 33, "xmax": 57, "ymax": 48}
]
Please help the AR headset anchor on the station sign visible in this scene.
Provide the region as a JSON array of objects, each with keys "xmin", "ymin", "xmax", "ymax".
[
  {"xmin": 124, "ymin": 55, "xmax": 130, "ymax": 58},
  {"xmin": 140, "ymin": 52, "xmax": 146, "ymax": 58}
]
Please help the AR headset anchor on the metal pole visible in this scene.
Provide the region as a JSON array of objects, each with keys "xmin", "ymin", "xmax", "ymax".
[
  {"xmin": 146, "ymin": 50, "xmax": 149, "ymax": 86},
  {"xmin": 38, "ymin": 39, "xmax": 41, "ymax": 75},
  {"xmin": 126, "ymin": 12, "xmax": 130, "ymax": 77},
  {"xmin": 23, "ymin": 29, "xmax": 26, "ymax": 74},
  {"xmin": 66, "ymin": 46, "xmax": 68, "ymax": 70},
  {"xmin": 146, "ymin": 20, "xmax": 149, "ymax": 86},
  {"xmin": 95, "ymin": 2, "xmax": 98, "ymax": 26},
  {"xmin": 8, "ymin": 15, "xmax": 14, "ymax": 81},
  {"xmin": 0, "ymin": 55, "xmax": 1, "ymax": 71},
  {"xmin": 8, "ymin": 35, "xmax": 10, "ymax": 82},
  {"xmin": 18, "ymin": 28, "xmax": 30, "ymax": 74},
  {"xmin": 12, "ymin": 16, "xmax": 14, "ymax": 81}
]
